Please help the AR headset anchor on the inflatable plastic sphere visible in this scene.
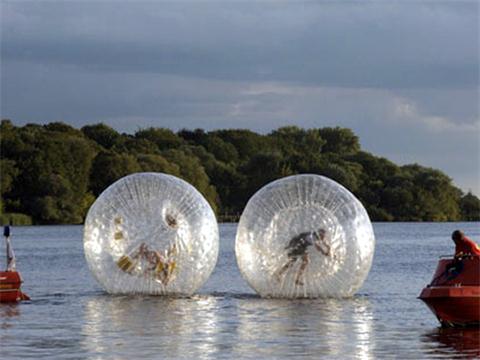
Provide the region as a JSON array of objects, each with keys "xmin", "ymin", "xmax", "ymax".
[
  {"xmin": 84, "ymin": 173, "xmax": 219, "ymax": 296},
  {"xmin": 235, "ymin": 174, "xmax": 375, "ymax": 298}
]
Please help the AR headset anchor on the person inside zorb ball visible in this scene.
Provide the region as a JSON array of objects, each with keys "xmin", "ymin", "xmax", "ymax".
[
  {"xmin": 84, "ymin": 173, "xmax": 219, "ymax": 296},
  {"xmin": 235, "ymin": 174, "xmax": 375, "ymax": 298}
]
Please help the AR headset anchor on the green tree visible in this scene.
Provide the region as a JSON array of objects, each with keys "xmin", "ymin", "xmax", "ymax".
[
  {"xmin": 382, "ymin": 165, "xmax": 461, "ymax": 221},
  {"xmin": 162, "ymin": 149, "xmax": 219, "ymax": 213},
  {"xmin": 136, "ymin": 154, "xmax": 180, "ymax": 176},
  {"xmin": 30, "ymin": 174, "xmax": 73, "ymax": 223},
  {"xmin": 113, "ymin": 137, "xmax": 159, "ymax": 155},
  {"xmin": 382, "ymin": 181, "xmax": 417, "ymax": 221},
  {"xmin": 186, "ymin": 145, "xmax": 245, "ymax": 214},
  {"xmin": 311, "ymin": 157, "xmax": 362, "ymax": 193},
  {"xmin": 1, "ymin": 120, "xmax": 35, "ymax": 159},
  {"xmin": 90, "ymin": 151, "xmax": 141, "ymax": 196},
  {"xmin": 178, "ymin": 129, "xmax": 240, "ymax": 164},
  {"xmin": 135, "ymin": 127, "xmax": 184, "ymax": 151},
  {"xmin": 82, "ymin": 123, "xmax": 121, "ymax": 149},
  {"xmin": 459, "ymin": 192, "xmax": 480, "ymax": 221},
  {"xmin": 44, "ymin": 122, "xmax": 84, "ymax": 137},
  {"xmin": 318, "ymin": 127, "xmax": 360, "ymax": 155},
  {"xmin": 406, "ymin": 165, "xmax": 461, "ymax": 221},
  {"xmin": 1, "ymin": 120, "xmax": 475, "ymax": 223},
  {"xmin": 0, "ymin": 159, "xmax": 19, "ymax": 214},
  {"xmin": 241, "ymin": 152, "xmax": 295, "ymax": 202},
  {"xmin": 177, "ymin": 128, "xmax": 207, "ymax": 144},
  {"xmin": 269, "ymin": 126, "xmax": 326, "ymax": 158},
  {"xmin": 201, "ymin": 135, "xmax": 240, "ymax": 164},
  {"xmin": 209, "ymin": 162, "xmax": 246, "ymax": 215},
  {"xmin": 211, "ymin": 129, "xmax": 272, "ymax": 162},
  {"xmin": 12, "ymin": 130, "xmax": 96, "ymax": 223},
  {"xmin": 348, "ymin": 151, "xmax": 400, "ymax": 220},
  {"xmin": 1, "ymin": 159, "xmax": 19, "ymax": 198}
]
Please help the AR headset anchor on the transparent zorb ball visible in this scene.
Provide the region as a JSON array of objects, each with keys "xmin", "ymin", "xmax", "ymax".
[
  {"xmin": 235, "ymin": 174, "xmax": 375, "ymax": 298},
  {"xmin": 84, "ymin": 173, "xmax": 219, "ymax": 296}
]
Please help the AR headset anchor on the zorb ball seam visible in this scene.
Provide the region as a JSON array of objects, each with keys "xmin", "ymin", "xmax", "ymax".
[
  {"xmin": 83, "ymin": 172, "xmax": 219, "ymax": 296},
  {"xmin": 235, "ymin": 174, "xmax": 375, "ymax": 298}
]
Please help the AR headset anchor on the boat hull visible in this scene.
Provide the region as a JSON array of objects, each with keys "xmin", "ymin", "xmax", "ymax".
[
  {"xmin": 419, "ymin": 256, "xmax": 480, "ymax": 327},
  {"xmin": 0, "ymin": 271, "xmax": 29, "ymax": 303},
  {"xmin": 419, "ymin": 286, "xmax": 480, "ymax": 327}
]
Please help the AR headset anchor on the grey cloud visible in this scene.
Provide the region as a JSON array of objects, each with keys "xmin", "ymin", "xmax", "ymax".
[
  {"xmin": 2, "ymin": 1, "xmax": 478, "ymax": 89},
  {"xmin": 1, "ymin": 61, "xmax": 240, "ymax": 125},
  {"xmin": 2, "ymin": 61, "xmax": 478, "ymax": 194},
  {"xmin": 395, "ymin": 88, "xmax": 479, "ymax": 125},
  {"xmin": 1, "ymin": 1, "xmax": 478, "ymax": 195}
]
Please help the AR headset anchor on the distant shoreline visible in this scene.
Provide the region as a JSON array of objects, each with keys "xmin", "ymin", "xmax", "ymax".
[
  {"xmin": 2, "ymin": 120, "xmax": 479, "ymax": 224},
  {"xmin": 2, "ymin": 219, "xmax": 479, "ymax": 227}
]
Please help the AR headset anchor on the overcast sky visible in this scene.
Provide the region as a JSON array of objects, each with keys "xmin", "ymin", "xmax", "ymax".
[{"xmin": 1, "ymin": 1, "xmax": 479, "ymax": 195}]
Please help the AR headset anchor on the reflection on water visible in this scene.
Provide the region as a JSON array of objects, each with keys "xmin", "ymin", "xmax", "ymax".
[
  {"xmin": 81, "ymin": 294, "xmax": 480, "ymax": 360},
  {"xmin": 422, "ymin": 328, "xmax": 480, "ymax": 359},
  {"xmin": 0, "ymin": 304, "xmax": 21, "ymax": 330},
  {"xmin": 3, "ymin": 223, "xmax": 480, "ymax": 359},
  {"xmin": 82, "ymin": 295, "xmax": 220, "ymax": 359},
  {"xmin": 81, "ymin": 294, "xmax": 374, "ymax": 359},
  {"xmin": 235, "ymin": 296, "xmax": 373, "ymax": 359}
]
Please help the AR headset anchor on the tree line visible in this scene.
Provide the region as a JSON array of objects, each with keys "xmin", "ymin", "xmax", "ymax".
[{"xmin": 1, "ymin": 119, "xmax": 479, "ymax": 224}]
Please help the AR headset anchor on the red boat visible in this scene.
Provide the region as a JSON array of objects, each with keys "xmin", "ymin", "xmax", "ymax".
[
  {"xmin": 0, "ymin": 271, "xmax": 30, "ymax": 302},
  {"xmin": 419, "ymin": 255, "xmax": 480, "ymax": 327}
]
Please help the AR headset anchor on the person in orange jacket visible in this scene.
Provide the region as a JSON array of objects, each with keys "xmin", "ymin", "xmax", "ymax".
[{"xmin": 451, "ymin": 230, "xmax": 480, "ymax": 257}]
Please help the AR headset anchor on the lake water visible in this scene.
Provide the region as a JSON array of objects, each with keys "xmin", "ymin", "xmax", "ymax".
[{"xmin": 0, "ymin": 222, "xmax": 479, "ymax": 359}]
